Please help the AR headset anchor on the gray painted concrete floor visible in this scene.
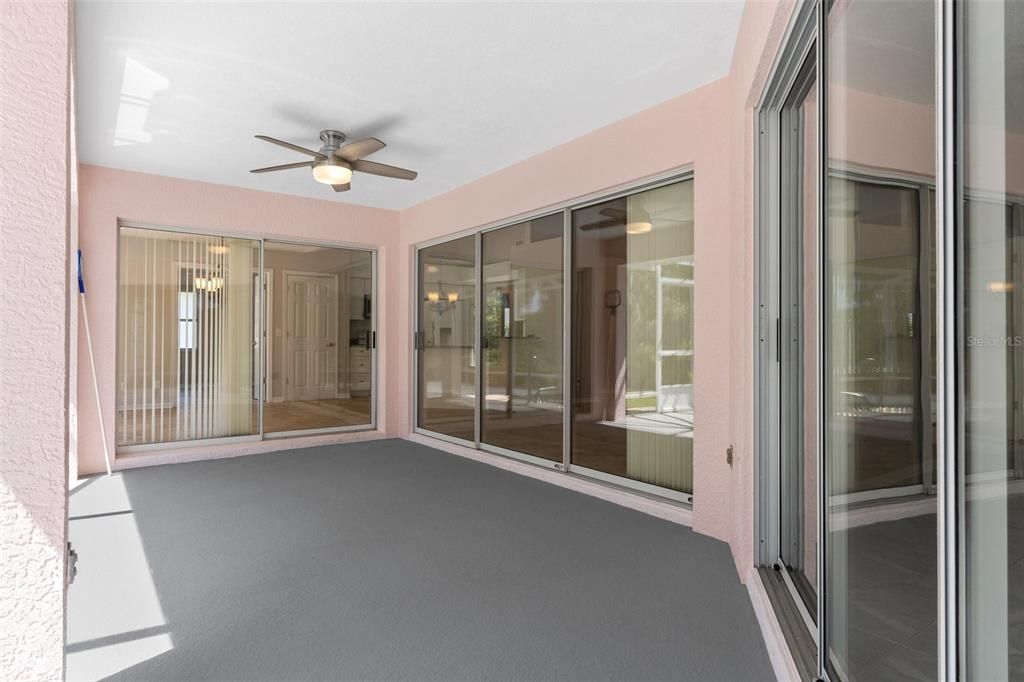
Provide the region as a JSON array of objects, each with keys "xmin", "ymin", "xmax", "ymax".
[{"xmin": 67, "ymin": 439, "xmax": 772, "ymax": 681}]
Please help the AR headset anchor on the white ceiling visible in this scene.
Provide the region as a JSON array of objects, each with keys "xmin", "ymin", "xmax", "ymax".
[{"xmin": 75, "ymin": 1, "xmax": 744, "ymax": 210}]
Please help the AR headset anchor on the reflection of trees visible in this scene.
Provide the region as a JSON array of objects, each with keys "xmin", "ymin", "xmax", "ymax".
[
  {"xmin": 484, "ymin": 271, "xmax": 562, "ymax": 394},
  {"xmin": 626, "ymin": 262, "xmax": 694, "ymax": 397},
  {"xmin": 628, "ymin": 268, "xmax": 657, "ymax": 394}
]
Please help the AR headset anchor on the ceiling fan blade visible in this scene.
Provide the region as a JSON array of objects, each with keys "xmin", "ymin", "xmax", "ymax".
[
  {"xmin": 249, "ymin": 161, "xmax": 314, "ymax": 174},
  {"xmin": 335, "ymin": 137, "xmax": 386, "ymax": 162},
  {"xmin": 331, "ymin": 182, "xmax": 351, "ymax": 193},
  {"xmin": 578, "ymin": 219, "xmax": 619, "ymax": 231},
  {"xmin": 254, "ymin": 135, "xmax": 325, "ymax": 158},
  {"xmin": 599, "ymin": 207, "xmax": 627, "ymax": 220},
  {"xmin": 352, "ymin": 159, "xmax": 417, "ymax": 180}
]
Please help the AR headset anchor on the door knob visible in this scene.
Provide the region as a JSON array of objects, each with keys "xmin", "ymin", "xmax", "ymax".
[{"xmin": 326, "ymin": 342, "xmax": 335, "ymax": 347}]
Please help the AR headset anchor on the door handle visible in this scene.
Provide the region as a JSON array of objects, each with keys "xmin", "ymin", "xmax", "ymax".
[{"xmin": 326, "ymin": 342, "xmax": 335, "ymax": 347}]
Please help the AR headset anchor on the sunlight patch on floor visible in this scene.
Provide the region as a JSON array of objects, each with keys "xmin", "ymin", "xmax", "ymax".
[{"xmin": 66, "ymin": 474, "xmax": 173, "ymax": 681}]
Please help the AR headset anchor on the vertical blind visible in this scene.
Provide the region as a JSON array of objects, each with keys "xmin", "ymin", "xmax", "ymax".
[{"xmin": 117, "ymin": 227, "xmax": 257, "ymax": 446}]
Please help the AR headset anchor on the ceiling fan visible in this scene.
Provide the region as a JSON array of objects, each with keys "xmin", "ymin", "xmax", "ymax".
[
  {"xmin": 577, "ymin": 206, "xmax": 654, "ymax": 235},
  {"xmin": 250, "ymin": 129, "xmax": 417, "ymax": 192}
]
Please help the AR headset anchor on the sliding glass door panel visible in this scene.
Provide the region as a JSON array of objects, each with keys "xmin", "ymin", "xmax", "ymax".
[
  {"xmin": 263, "ymin": 241, "xmax": 374, "ymax": 434},
  {"xmin": 570, "ymin": 179, "xmax": 694, "ymax": 494},
  {"xmin": 825, "ymin": 0, "xmax": 937, "ymax": 679},
  {"xmin": 117, "ymin": 227, "xmax": 259, "ymax": 446},
  {"xmin": 778, "ymin": 62, "xmax": 819, "ymax": 622},
  {"xmin": 417, "ymin": 235, "xmax": 477, "ymax": 441},
  {"xmin": 480, "ymin": 214, "xmax": 564, "ymax": 462},
  {"xmin": 960, "ymin": 1, "xmax": 1024, "ymax": 675}
]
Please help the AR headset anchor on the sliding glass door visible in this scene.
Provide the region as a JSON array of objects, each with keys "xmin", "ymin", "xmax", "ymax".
[
  {"xmin": 415, "ymin": 235, "xmax": 477, "ymax": 442},
  {"xmin": 776, "ymin": 54, "xmax": 818, "ymax": 625},
  {"xmin": 117, "ymin": 228, "xmax": 260, "ymax": 446},
  {"xmin": 413, "ymin": 175, "xmax": 694, "ymax": 500},
  {"xmin": 825, "ymin": 1, "xmax": 937, "ymax": 679},
  {"xmin": 761, "ymin": 1, "xmax": 1021, "ymax": 678},
  {"xmin": 480, "ymin": 214, "xmax": 564, "ymax": 462},
  {"xmin": 117, "ymin": 227, "xmax": 376, "ymax": 449},
  {"xmin": 960, "ymin": 0, "xmax": 1024, "ymax": 676},
  {"xmin": 263, "ymin": 241, "xmax": 375, "ymax": 436},
  {"xmin": 570, "ymin": 180, "xmax": 695, "ymax": 499}
]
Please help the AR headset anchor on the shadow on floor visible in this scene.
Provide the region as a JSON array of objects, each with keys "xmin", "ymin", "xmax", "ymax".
[{"xmin": 67, "ymin": 439, "xmax": 771, "ymax": 681}]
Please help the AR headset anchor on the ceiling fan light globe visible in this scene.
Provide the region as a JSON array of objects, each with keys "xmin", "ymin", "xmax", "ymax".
[
  {"xmin": 312, "ymin": 161, "xmax": 353, "ymax": 185},
  {"xmin": 625, "ymin": 221, "xmax": 653, "ymax": 235}
]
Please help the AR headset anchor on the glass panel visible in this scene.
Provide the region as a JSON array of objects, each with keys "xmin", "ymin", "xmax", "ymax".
[
  {"xmin": 570, "ymin": 179, "xmax": 694, "ymax": 494},
  {"xmin": 417, "ymin": 235, "xmax": 477, "ymax": 441},
  {"xmin": 117, "ymin": 228, "xmax": 259, "ymax": 446},
  {"xmin": 826, "ymin": 0, "xmax": 937, "ymax": 679},
  {"xmin": 481, "ymin": 214, "xmax": 563, "ymax": 461},
  {"xmin": 263, "ymin": 242, "xmax": 373, "ymax": 433},
  {"xmin": 779, "ymin": 67, "xmax": 819, "ymax": 621},
  {"xmin": 961, "ymin": 0, "xmax": 1024, "ymax": 676}
]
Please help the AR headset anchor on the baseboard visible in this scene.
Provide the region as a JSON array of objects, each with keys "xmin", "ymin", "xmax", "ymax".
[
  {"xmin": 405, "ymin": 432, "xmax": 693, "ymax": 528},
  {"xmin": 114, "ymin": 429, "xmax": 387, "ymax": 471}
]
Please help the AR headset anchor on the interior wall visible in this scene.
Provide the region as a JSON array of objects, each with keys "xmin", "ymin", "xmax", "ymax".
[
  {"xmin": 0, "ymin": 0, "xmax": 72, "ymax": 678},
  {"xmin": 76, "ymin": 165, "xmax": 400, "ymax": 475}
]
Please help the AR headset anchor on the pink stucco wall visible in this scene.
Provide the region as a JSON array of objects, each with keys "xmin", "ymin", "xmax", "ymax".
[
  {"xmin": 76, "ymin": 165, "xmax": 401, "ymax": 475},
  {"xmin": 0, "ymin": 1, "xmax": 72, "ymax": 678}
]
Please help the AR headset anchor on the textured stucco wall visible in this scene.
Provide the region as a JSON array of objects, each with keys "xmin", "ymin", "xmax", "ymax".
[{"xmin": 0, "ymin": 1, "xmax": 72, "ymax": 679}]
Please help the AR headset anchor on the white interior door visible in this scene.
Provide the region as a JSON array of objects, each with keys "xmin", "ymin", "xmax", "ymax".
[{"xmin": 286, "ymin": 273, "xmax": 338, "ymax": 401}]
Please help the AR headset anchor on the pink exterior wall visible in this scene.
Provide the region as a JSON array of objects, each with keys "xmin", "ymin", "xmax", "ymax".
[
  {"xmin": 0, "ymin": 1, "xmax": 72, "ymax": 678},
  {"xmin": 76, "ymin": 165, "xmax": 401, "ymax": 475}
]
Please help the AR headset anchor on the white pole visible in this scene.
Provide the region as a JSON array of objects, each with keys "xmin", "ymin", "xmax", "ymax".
[{"xmin": 80, "ymin": 284, "xmax": 113, "ymax": 476}]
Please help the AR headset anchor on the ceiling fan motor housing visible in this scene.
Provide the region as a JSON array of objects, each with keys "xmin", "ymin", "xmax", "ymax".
[{"xmin": 318, "ymin": 129, "xmax": 347, "ymax": 154}]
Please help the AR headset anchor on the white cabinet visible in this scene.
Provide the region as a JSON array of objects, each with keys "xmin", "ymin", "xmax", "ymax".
[
  {"xmin": 349, "ymin": 346, "xmax": 371, "ymax": 394},
  {"xmin": 348, "ymin": 275, "xmax": 371, "ymax": 321}
]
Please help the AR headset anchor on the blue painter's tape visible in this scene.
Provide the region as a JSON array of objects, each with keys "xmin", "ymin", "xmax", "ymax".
[{"xmin": 77, "ymin": 249, "xmax": 85, "ymax": 294}]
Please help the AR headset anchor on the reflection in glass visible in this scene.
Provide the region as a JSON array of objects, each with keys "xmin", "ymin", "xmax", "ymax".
[
  {"xmin": 481, "ymin": 215, "xmax": 563, "ymax": 461},
  {"xmin": 961, "ymin": 0, "xmax": 1024, "ymax": 675},
  {"xmin": 117, "ymin": 228, "xmax": 259, "ymax": 446},
  {"xmin": 570, "ymin": 180, "xmax": 694, "ymax": 494},
  {"xmin": 417, "ymin": 235, "xmax": 477, "ymax": 441},
  {"xmin": 263, "ymin": 242, "xmax": 373, "ymax": 433},
  {"xmin": 826, "ymin": 0, "xmax": 936, "ymax": 679}
]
